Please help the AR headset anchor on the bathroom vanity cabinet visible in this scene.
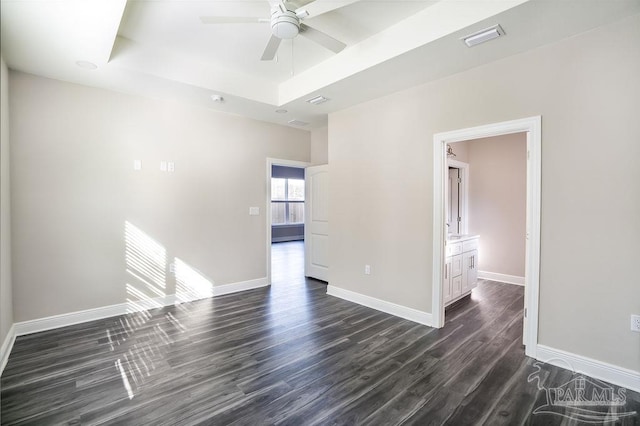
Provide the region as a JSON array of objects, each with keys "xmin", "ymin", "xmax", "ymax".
[{"xmin": 443, "ymin": 235, "xmax": 479, "ymax": 306}]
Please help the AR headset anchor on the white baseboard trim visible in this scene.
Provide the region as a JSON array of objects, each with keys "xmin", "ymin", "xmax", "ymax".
[
  {"xmin": 212, "ymin": 277, "xmax": 269, "ymax": 297},
  {"xmin": 15, "ymin": 302, "xmax": 136, "ymax": 336},
  {"xmin": 536, "ymin": 344, "xmax": 640, "ymax": 393},
  {"xmin": 478, "ymin": 271, "xmax": 524, "ymax": 286},
  {"xmin": 327, "ymin": 285, "xmax": 432, "ymax": 326},
  {"xmin": 272, "ymin": 236, "xmax": 304, "ymax": 243},
  {"xmin": 13, "ymin": 277, "xmax": 269, "ymax": 337},
  {"xmin": 1, "ymin": 324, "xmax": 16, "ymax": 376}
]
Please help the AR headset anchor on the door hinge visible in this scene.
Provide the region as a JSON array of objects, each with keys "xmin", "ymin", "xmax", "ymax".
[
  {"xmin": 527, "ymin": 151, "xmax": 530, "ymax": 160},
  {"xmin": 524, "ymin": 308, "xmax": 528, "ymax": 318},
  {"xmin": 457, "ymin": 177, "xmax": 462, "ymax": 184},
  {"xmin": 457, "ymin": 217, "xmax": 462, "ymax": 222}
]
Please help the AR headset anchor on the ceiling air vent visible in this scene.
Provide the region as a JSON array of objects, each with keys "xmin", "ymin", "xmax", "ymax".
[
  {"xmin": 288, "ymin": 119, "xmax": 309, "ymax": 127},
  {"xmin": 306, "ymin": 95, "xmax": 330, "ymax": 105},
  {"xmin": 462, "ymin": 25, "xmax": 505, "ymax": 47}
]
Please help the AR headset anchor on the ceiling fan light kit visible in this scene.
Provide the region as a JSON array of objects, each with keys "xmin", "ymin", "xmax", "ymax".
[{"xmin": 271, "ymin": 8, "xmax": 300, "ymax": 39}]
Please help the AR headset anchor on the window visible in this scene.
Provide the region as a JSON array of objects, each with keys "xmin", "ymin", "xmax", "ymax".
[{"xmin": 271, "ymin": 178, "xmax": 304, "ymax": 225}]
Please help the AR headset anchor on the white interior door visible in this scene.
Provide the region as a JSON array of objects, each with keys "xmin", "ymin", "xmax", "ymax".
[{"xmin": 304, "ymin": 165, "xmax": 329, "ymax": 281}]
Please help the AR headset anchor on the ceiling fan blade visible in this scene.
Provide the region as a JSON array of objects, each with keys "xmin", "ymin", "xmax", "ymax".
[
  {"xmin": 200, "ymin": 16, "xmax": 269, "ymax": 24},
  {"xmin": 284, "ymin": 0, "xmax": 316, "ymax": 10},
  {"xmin": 261, "ymin": 35, "xmax": 282, "ymax": 61},
  {"xmin": 299, "ymin": 24, "xmax": 346, "ymax": 53}
]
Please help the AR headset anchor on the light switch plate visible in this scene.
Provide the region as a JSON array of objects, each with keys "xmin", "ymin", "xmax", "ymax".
[
  {"xmin": 160, "ymin": 161, "xmax": 167, "ymax": 171},
  {"xmin": 249, "ymin": 207, "xmax": 260, "ymax": 216},
  {"xmin": 134, "ymin": 160, "xmax": 142, "ymax": 171},
  {"xmin": 168, "ymin": 162, "xmax": 175, "ymax": 172}
]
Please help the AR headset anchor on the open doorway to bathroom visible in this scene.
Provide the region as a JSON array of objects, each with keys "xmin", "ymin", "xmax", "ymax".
[
  {"xmin": 443, "ymin": 134, "xmax": 527, "ymax": 329},
  {"xmin": 431, "ymin": 117, "xmax": 541, "ymax": 358}
]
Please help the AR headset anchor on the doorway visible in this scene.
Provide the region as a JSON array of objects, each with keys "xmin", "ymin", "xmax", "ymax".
[
  {"xmin": 446, "ymin": 159, "xmax": 469, "ymax": 236},
  {"xmin": 266, "ymin": 158, "xmax": 309, "ymax": 287},
  {"xmin": 431, "ymin": 117, "xmax": 541, "ymax": 358}
]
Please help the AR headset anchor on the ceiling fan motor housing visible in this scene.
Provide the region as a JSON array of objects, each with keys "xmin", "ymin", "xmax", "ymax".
[{"xmin": 271, "ymin": 8, "xmax": 299, "ymax": 39}]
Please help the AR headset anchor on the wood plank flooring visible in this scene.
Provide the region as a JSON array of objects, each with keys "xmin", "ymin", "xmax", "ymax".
[{"xmin": 1, "ymin": 241, "xmax": 638, "ymax": 425}]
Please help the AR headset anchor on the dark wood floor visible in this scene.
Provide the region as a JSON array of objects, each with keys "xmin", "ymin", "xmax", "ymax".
[{"xmin": 1, "ymin": 241, "xmax": 638, "ymax": 425}]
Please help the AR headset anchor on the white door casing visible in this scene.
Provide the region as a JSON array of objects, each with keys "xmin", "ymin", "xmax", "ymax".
[
  {"xmin": 305, "ymin": 165, "xmax": 329, "ymax": 281},
  {"xmin": 431, "ymin": 116, "xmax": 541, "ymax": 359}
]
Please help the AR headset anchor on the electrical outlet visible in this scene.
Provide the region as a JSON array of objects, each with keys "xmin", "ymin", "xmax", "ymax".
[
  {"xmin": 364, "ymin": 265, "xmax": 371, "ymax": 275},
  {"xmin": 631, "ymin": 315, "xmax": 640, "ymax": 333}
]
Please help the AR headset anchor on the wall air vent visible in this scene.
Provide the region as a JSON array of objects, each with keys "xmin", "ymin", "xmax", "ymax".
[{"xmin": 462, "ymin": 25, "xmax": 505, "ymax": 47}]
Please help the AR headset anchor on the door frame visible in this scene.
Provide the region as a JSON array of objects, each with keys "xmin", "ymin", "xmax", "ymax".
[
  {"xmin": 446, "ymin": 159, "xmax": 469, "ymax": 236},
  {"xmin": 266, "ymin": 158, "xmax": 310, "ymax": 284},
  {"xmin": 431, "ymin": 116, "xmax": 541, "ymax": 358}
]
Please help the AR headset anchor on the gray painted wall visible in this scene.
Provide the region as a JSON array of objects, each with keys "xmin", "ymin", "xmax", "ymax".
[
  {"xmin": 329, "ymin": 14, "xmax": 640, "ymax": 371},
  {"xmin": 9, "ymin": 71, "xmax": 310, "ymax": 322},
  {"xmin": 310, "ymin": 126, "xmax": 328, "ymax": 165},
  {"xmin": 455, "ymin": 133, "xmax": 527, "ymax": 278},
  {"xmin": 0, "ymin": 55, "xmax": 13, "ymax": 349}
]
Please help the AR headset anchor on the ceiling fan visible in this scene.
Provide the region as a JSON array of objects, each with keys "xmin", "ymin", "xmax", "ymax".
[{"xmin": 200, "ymin": 0, "xmax": 346, "ymax": 61}]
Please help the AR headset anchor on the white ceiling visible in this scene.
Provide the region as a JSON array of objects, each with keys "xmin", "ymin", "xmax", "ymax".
[{"xmin": 2, "ymin": 0, "xmax": 639, "ymax": 129}]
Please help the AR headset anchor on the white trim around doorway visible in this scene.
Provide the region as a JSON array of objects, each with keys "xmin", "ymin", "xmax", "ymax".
[{"xmin": 431, "ymin": 116, "xmax": 541, "ymax": 359}]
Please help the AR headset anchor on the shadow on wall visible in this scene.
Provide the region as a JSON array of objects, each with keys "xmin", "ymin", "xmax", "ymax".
[{"xmin": 106, "ymin": 221, "xmax": 215, "ymax": 400}]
